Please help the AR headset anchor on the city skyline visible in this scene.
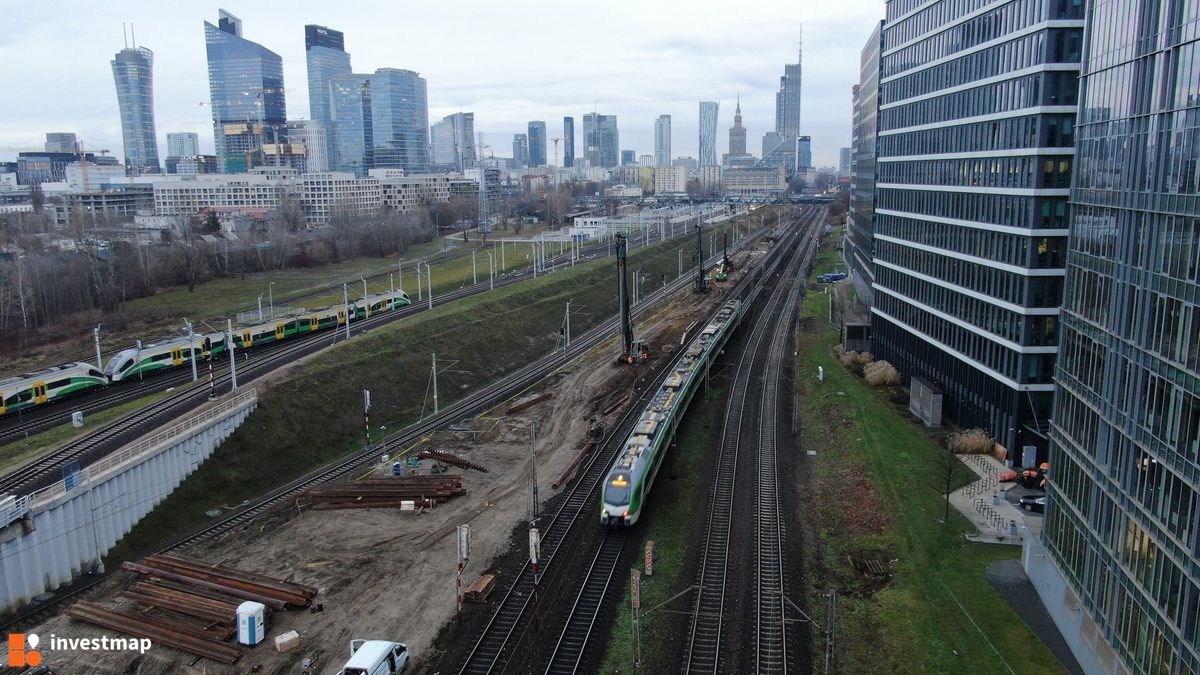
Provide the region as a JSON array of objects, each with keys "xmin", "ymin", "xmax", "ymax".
[{"xmin": 0, "ymin": 1, "xmax": 880, "ymax": 168}]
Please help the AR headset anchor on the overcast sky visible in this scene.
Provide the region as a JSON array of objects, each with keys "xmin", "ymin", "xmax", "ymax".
[{"xmin": 0, "ymin": 0, "xmax": 885, "ymax": 169}]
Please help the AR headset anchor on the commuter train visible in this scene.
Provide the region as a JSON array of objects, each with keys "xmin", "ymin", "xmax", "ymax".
[
  {"xmin": 601, "ymin": 299, "xmax": 744, "ymax": 526},
  {"xmin": 0, "ymin": 289, "xmax": 411, "ymax": 416}
]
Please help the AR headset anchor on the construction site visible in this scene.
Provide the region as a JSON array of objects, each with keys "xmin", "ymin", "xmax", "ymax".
[{"xmin": 15, "ymin": 208, "xmax": 796, "ymax": 674}]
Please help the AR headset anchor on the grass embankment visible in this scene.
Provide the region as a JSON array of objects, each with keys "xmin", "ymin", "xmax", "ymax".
[
  {"xmin": 104, "ymin": 214, "xmax": 761, "ymax": 565},
  {"xmin": 0, "ymin": 387, "xmax": 185, "ymax": 475},
  {"xmin": 598, "ymin": 381, "xmax": 727, "ymax": 672},
  {"xmin": 795, "ymin": 228, "xmax": 1065, "ymax": 673}
]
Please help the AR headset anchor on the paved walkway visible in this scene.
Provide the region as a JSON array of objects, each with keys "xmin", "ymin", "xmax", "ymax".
[
  {"xmin": 986, "ymin": 559, "xmax": 1086, "ymax": 675},
  {"xmin": 950, "ymin": 453, "xmax": 1034, "ymax": 545}
]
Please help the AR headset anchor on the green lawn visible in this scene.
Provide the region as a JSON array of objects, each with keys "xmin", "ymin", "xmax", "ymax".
[{"xmin": 794, "ymin": 227, "xmax": 1066, "ymax": 674}]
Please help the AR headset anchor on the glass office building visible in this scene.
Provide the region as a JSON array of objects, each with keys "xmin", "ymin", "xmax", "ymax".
[
  {"xmin": 872, "ymin": 0, "xmax": 1084, "ymax": 456},
  {"xmin": 655, "ymin": 115, "xmax": 671, "ymax": 167},
  {"xmin": 330, "ymin": 74, "xmax": 372, "ymax": 175},
  {"xmin": 368, "ymin": 69, "xmax": 429, "ymax": 174},
  {"xmin": 583, "ymin": 113, "xmax": 619, "ymax": 168},
  {"xmin": 430, "ymin": 112, "xmax": 475, "ymax": 172},
  {"xmin": 699, "ymin": 101, "xmax": 719, "ymax": 167},
  {"xmin": 305, "ymin": 25, "xmax": 352, "ymax": 171},
  {"xmin": 111, "ymin": 46, "xmax": 159, "ymax": 175},
  {"xmin": 1042, "ymin": 2, "xmax": 1200, "ymax": 673},
  {"xmin": 563, "ymin": 117, "xmax": 575, "ymax": 167},
  {"xmin": 204, "ymin": 10, "xmax": 287, "ymax": 173},
  {"xmin": 528, "ymin": 121, "xmax": 547, "ymax": 167},
  {"xmin": 847, "ymin": 21, "xmax": 883, "ymax": 305}
]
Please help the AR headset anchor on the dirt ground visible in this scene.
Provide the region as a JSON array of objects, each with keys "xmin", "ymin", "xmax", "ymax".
[{"xmin": 30, "ymin": 248, "xmax": 758, "ymax": 675}]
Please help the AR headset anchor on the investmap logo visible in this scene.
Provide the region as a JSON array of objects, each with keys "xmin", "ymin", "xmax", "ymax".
[
  {"xmin": 7, "ymin": 631, "xmax": 153, "ymax": 664},
  {"xmin": 7, "ymin": 633, "xmax": 41, "ymax": 666}
]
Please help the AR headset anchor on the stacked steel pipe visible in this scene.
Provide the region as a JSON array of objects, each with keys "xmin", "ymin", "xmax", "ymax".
[
  {"xmin": 121, "ymin": 554, "xmax": 317, "ymax": 609},
  {"xmin": 306, "ymin": 475, "xmax": 466, "ymax": 510},
  {"xmin": 66, "ymin": 601, "xmax": 243, "ymax": 664}
]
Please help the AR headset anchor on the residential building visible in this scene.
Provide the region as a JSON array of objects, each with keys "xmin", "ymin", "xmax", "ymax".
[
  {"xmin": 797, "ymin": 135, "xmax": 812, "ymax": 170},
  {"xmin": 722, "ymin": 166, "xmax": 786, "ymax": 197},
  {"xmin": 301, "ymin": 171, "xmax": 379, "ymax": 223},
  {"xmin": 204, "ymin": 10, "xmax": 287, "ymax": 173},
  {"xmin": 372, "ymin": 172, "xmax": 453, "ymax": 213},
  {"xmin": 305, "ymin": 24, "xmax": 352, "ymax": 169},
  {"xmin": 44, "ymin": 133, "xmax": 79, "ymax": 154},
  {"xmin": 871, "ymin": 0, "xmax": 1082, "ymax": 456},
  {"xmin": 111, "ymin": 45, "xmax": 160, "ymax": 175},
  {"xmin": 847, "ymin": 21, "xmax": 883, "ymax": 306},
  {"xmin": 654, "ymin": 164, "xmax": 688, "ymax": 194},
  {"xmin": 512, "ymin": 134, "xmax": 529, "ymax": 168},
  {"xmin": 166, "ymin": 132, "xmax": 200, "ymax": 158},
  {"xmin": 699, "ymin": 101, "xmax": 719, "ymax": 167},
  {"xmin": 583, "ymin": 113, "xmax": 619, "ymax": 168},
  {"xmin": 621, "ymin": 150, "xmax": 636, "ymax": 166},
  {"xmin": 654, "ymin": 115, "xmax": 671, "ymax": 167},
  {"xmin": 563, "ymin": 117, "xmax": 575, "ymax": 168},
  {"xmin": 1030, "ymin": 4, "xmax": 1200, "ymax": 675},
  {"xmin": 699, "ymin": 165, "xmax": 722, "ymax": 194},
  {"xmin": 528, "ymin": 121, "xmax": 547, "ymax": 167},
  {"xmin": 430, "ymin": 112, "xmax": 476, "ymax": 171},
  {"xmin": 638, "ymin": 155, "xmax": 655, "ymax": 168},
  {"xmin": 152, "ymin": 171, "xmax": 301, "ymax": 216}
]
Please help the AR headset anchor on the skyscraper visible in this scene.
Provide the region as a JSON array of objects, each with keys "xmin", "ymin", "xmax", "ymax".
[
  {"xmin": 728, "ymin": 96, "xmax": 746, "ymax": 157},
  {"xmin": 846, "ymin": 21, "xmax": 882, "ymax": 306},
  {"xmin": 838, "ymin": 147, "xmax": 850, "ymax": 176},
  {"xmin": 698, "ymin": 101, "xmax": 719, "ymax": 167},
  {"xmin": 527, "ymin": 121, "xmax": 547, "ymax": 167},
  {"xmin": 44, "ymin": 133, "xmax": 78, "ymax": 154},
  {"xmin": 563, "ymin": 117, "xmax": 575, "ymax": 168},
  {"xmin": 583, "ymin": 113, "xmax": 619, "ymax": 168},
  {"xmin": 204, "ymin": 10, "xmax": 287, "ymax": 173},
  {"xmin": 1032, "ymin": 5, "xmax": 1200, "ymax": 675},
  {"xmin": 111, "ymin": 43, "xmax": 159, "ymax": 175},
  {"xmin": 166, "ymin": 132, "xmax": 199, "ymax": 158},
  {"xmin": 512, "ymin": 134, "xmax": 528, "ymax": 168},
  {"xmin": 621, "ymin": 150, "xmax": 635, "ymax": 166},
  {"xmin": 368, "ymin": 69, "xmax": 429, "ymax": 174},
  {"xmin": 654, "ymin": 115, "xmax": 671, "ymax": 167},
  {"xmin": 870, "ymin": 0, "xmax": 1081, "ymax": 455},
  {"xmin": 288, "ymin": 119, "xmax": 327, "ymax": 172},
  {"xmin": 796, "ymin": 136, "xmax": 811, "ymax": 170},
  {"xmin": 330, "ymin": 74, "xmax": 371, "ymax": 175},
  {"xmin": 430, "ymin": 112, "xmax": 475, "ymax": 172},
  {"xmin": 762, "ymin": 45, "xmax": 802, "ymax": 172},
  {"xmin": 305, "ymin": 25, "xmax": 352, "ymax": 169}
]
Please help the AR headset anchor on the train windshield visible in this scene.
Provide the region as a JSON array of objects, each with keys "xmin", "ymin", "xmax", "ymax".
[{"xmin": 606, "ymin": 472, "xmax": 632, "ymax": 506}]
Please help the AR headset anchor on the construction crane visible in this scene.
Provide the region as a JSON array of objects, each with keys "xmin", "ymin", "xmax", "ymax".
[{"xmin": 616, "ymin": 234, "xmax": 649, "ymax": 364}]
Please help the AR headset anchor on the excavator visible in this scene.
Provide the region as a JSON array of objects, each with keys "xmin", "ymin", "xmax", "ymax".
[{"xmin": 615, "ymin": 234, "xmax": 649, "ymax": 364}]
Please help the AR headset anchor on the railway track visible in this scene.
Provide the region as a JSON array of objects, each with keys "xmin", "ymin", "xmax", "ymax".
[
  {"xmin": 0, "ymin": 210, "xmax": 738, "ymax": 467},
  {"xmin": 680, "ymin": 210, "xmax": 817, "ymax": 674},
  {"xmin": 0, "ymin": 225, "xmax": 768, "ymax": 633},
  {"xmin": 457, "ymin": 221, "xmax": 787, "ymax": 675}
]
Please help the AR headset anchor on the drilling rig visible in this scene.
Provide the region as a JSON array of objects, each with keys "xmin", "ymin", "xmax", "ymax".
[
  {"xmin": 693, "ymin": 224, "xmax": 709, "ymax": 294},
  {"xmin": 715, "ymin": 233, "xmax": 731, "ymax": 282},
  {"xmin": 616, "ymin": 234, "xmax": 649, "ymax": 364}
]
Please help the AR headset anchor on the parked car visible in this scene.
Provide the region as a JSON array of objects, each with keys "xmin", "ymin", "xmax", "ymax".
[
  {"xmin": 817, "ymin": 272, "xmax": 847, "ymax": 283},
  {"xmin": 1019, "ymin": 495, "xmax": 1046, "ymax": 513}
]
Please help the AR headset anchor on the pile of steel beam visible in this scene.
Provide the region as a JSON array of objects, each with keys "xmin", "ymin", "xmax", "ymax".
[
  {"xmin": 66, "ymin": 601, "xmax": 243, "ymax": 664},
  {"xmin": 306, "ymin": 475, "xmax": 466, "ymax": 510},
  {"xmin": 417, "ymin": 449, "xmax": 489, "ymax": 473},
  {"xmin": 122, "ymin": 554, "xmax": 318, "ymax": 609}
]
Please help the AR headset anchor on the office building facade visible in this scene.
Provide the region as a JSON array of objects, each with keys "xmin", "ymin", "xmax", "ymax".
[
  {"xmin": 204, "ymin": 10, "xmax": 287, "ymax": 173},
  {"xmin": 847, "ymin": 21, "xmax": 883, "ymax": 306},
  {"xmin": 797, "ymin": 135, "xmax": 812, "ymax": 170},
  {"xmin": 111, "ymin": 45, "xmax": 160, "ymax": 175},
  {"xmin": 563, "ymin": 117, "xmax": 575, "ymax": 168},
  {"xmin": 368, "ymin": 69, "xmax": 429, "ymax": 174},
  {"xmin": 430, "ymin": 112, "xmax": 475, "ymax": 172},
  {"xmin": 512, "ymin": 134, "xmax": 529, "ymax": 168},
  {"xmin": 1037, "ymin": 3, "xmax": 1200, "ymax": 674},
  {"xmin": 699, "ymin": 101, "xmax": 719, "ymax": 166},
  {"xmin": 871, "ymin": 0, "xmax": 1083, "ymax": 456},
  {"xmin": 166, "ymin": 132, "xmax": 200, "ymax": 158},
  {"xmin": 621, "ymin": 150, "xmax": 635, "ymax": 166},
  {"xmin": 655, "ymin": 114, "xmax": 671, "ymax": 167},
  {"xmin": 44, "ymin": 133, "xmax": 78, "ymax": 154},
  {"xmin": 305, "ymin": 24, "xmax": 352, "ymax": 170},
  {"xmin": 583, "ymin": 113, "xmax": 619, "ymax": 168},
  {"xmin": 528, "ymin": 121, "xmax": 547, "ymax": 166},
  {"xmin": 761, "ymin": 47, "xmax": 802, "ymax": 173}
]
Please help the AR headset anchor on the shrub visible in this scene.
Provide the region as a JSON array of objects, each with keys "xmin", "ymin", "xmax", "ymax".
[
  {"xmin": 948, "ymin": 428, "xmax": 994, "ymax": 455},
  {"xmin": 863, "ymin": 360, "xmax": 900, "ymax": 387},
  {"xmin": 839, "ymin": 350, "xmax": 857, "ymax": 367}
]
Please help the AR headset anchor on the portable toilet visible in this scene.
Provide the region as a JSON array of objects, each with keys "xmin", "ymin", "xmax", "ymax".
[{"xmin": 237, "ymin": 601, "xmax": 266, "ymax": 646}]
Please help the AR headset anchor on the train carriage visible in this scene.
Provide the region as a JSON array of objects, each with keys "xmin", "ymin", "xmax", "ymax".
[{"xmin": 0, "ymin": 363, "xmax": 108, "ymax": 415}]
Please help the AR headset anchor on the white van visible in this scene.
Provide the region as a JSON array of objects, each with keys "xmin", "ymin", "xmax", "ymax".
[{"xmin": 335, "ymin": 640, "xmax": 409, "ymax": 674}]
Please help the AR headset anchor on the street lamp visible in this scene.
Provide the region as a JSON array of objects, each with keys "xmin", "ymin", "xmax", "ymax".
[{"xmin": 267, "ymin": 282, "xmax": 275, "ymax": 320}]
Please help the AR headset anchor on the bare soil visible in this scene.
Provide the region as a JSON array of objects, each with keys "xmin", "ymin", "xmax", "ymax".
[{"xmin": 29, "ymin": 258, "xmax": 749, "ymax": 675}]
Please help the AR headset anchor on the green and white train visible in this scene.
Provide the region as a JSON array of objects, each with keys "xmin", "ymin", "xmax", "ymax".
[
  {"xmin": 1, "ymin": 289, "xmax": 410, "ymax": 415},
  {"xmin": 600, "ymin": 299, "xmax": 744, "ymax": 526}
]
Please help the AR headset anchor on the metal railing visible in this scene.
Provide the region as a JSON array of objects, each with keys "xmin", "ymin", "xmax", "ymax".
[{"xmin": 15, "ymin": 390, "xmax": 258, "ymax": 510}]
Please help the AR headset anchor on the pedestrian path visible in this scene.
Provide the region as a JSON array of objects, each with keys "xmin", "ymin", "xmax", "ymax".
[{"xmin": 949, "ymin": 452, "xmax": 1029, "ymax": 545}]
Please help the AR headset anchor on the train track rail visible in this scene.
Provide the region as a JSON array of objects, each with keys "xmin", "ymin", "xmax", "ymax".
[
  {"xmin": 680, "ymin": 210, "xmax": 817, "ymax": 674},
  {"xmin": 0, "ymin": 217, "xmax": 738, "ymax": 491},
  {"xmin": 0, "ymin": 225, "xmax": 768, "ymax": 633},
  {"xmin": 457, "ymin": 221, "xmax": 785, "ymax": 675}
]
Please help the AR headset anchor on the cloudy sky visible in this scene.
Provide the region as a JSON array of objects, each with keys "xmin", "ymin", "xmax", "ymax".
[{"xmin": 0, "ymin": 0, "xmax": 885, "ymax": 169}]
